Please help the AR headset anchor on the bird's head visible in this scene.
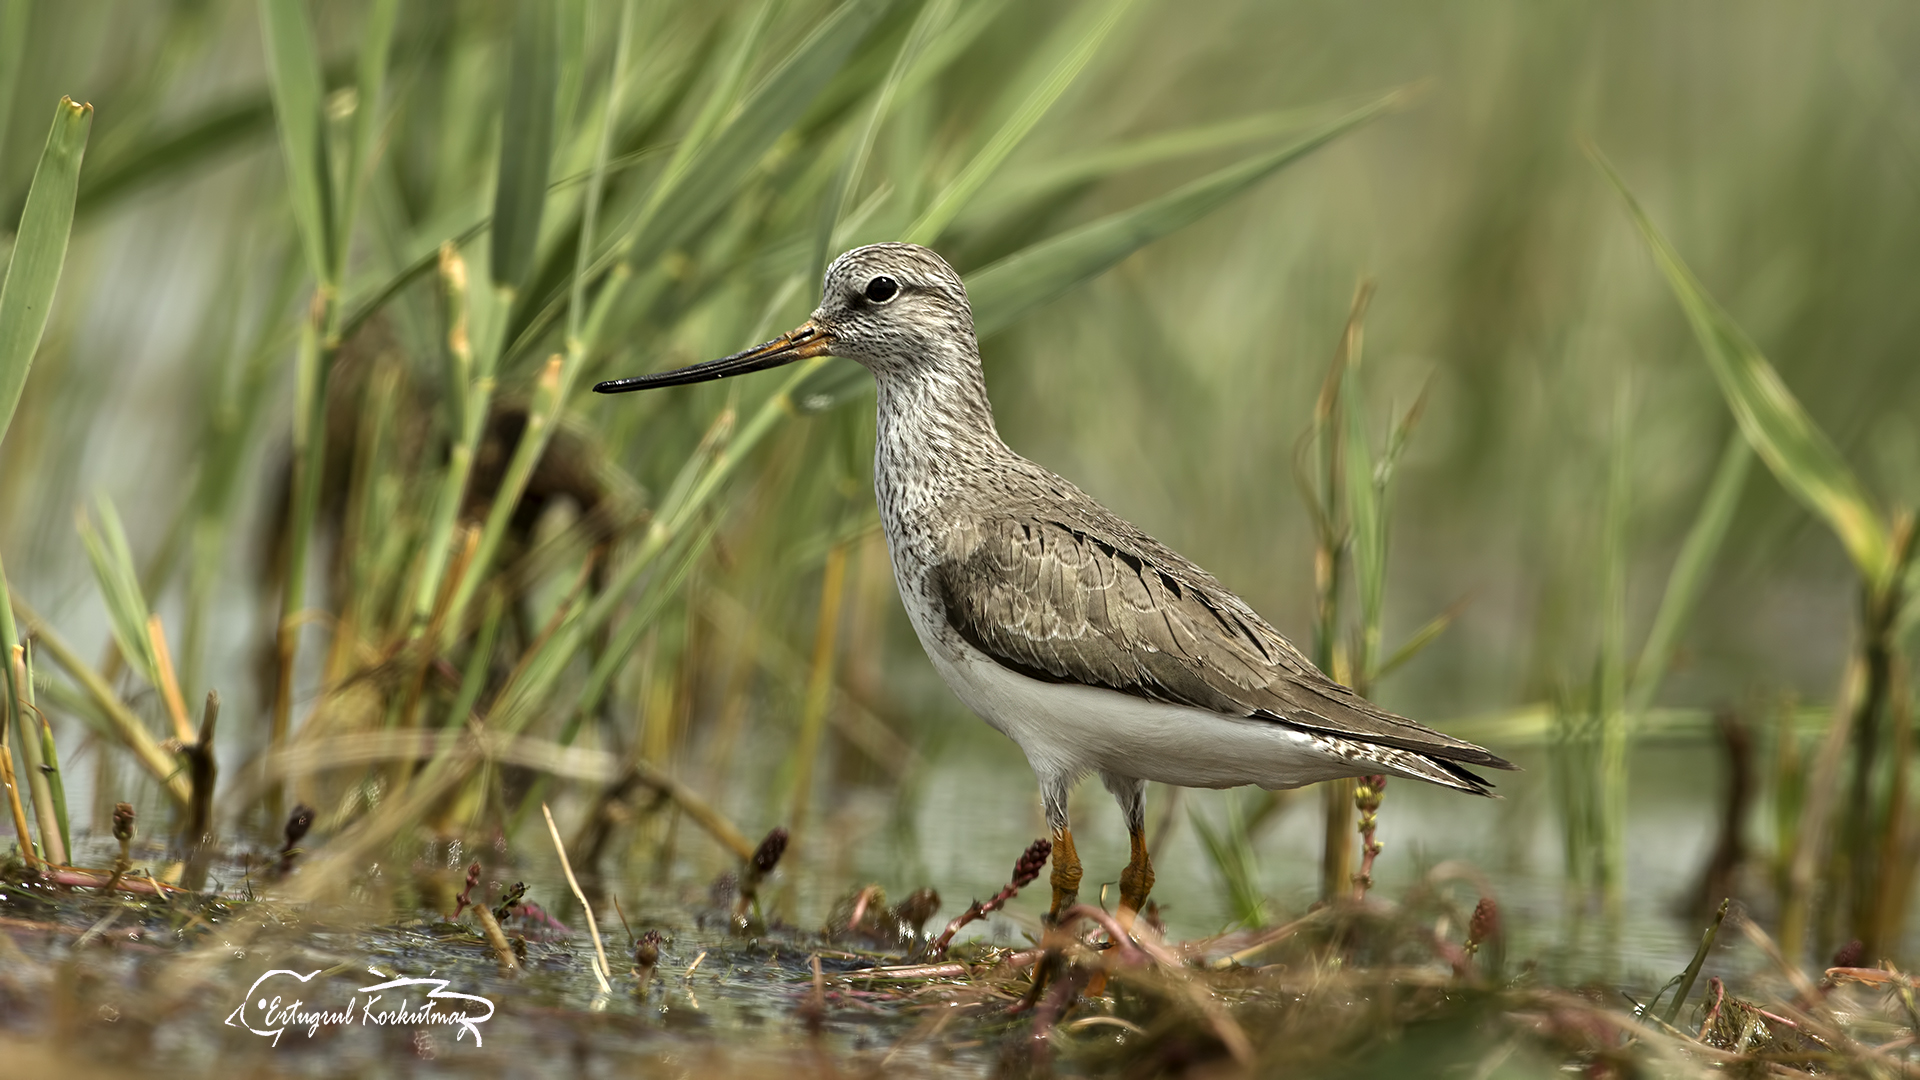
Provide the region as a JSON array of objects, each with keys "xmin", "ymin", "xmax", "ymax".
[{"xmin": 592, "ymin": 243, "xmax": 977, "ymax": 396}]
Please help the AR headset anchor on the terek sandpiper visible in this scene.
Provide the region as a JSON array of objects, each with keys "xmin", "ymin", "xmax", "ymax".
[{"xmin": 595, "ymin": 243, "xmax": 1513, "ymax": 925}]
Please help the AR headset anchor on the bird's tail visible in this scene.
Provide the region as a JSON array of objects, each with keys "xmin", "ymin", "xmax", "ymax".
[{"xmin": 1335, "ymin": 735, "xmax": 1500, "ymax": 797}]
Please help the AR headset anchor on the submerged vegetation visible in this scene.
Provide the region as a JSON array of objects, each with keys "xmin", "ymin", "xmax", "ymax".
[{"xmin": 1, "ymin": 0, "xmax": 1919, "ymax": 1075}]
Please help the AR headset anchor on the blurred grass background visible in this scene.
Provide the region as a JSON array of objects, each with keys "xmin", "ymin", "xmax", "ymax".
[{"xmin": 0, "ymin": 0, "xmax": 1917, "ymax": 966}]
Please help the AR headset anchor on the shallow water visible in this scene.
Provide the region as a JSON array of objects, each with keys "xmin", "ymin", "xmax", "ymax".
[
  {"xmin": 0, "ymin": 861, "xmax": 977, "ymax": 1077},
  {"xmin": 0, "ymin": 735, "xmax": 1834, "ymax": 1077},
  {"xmin": 764, "ymin": 732, "xmax": 1738, "ymax": 981}
]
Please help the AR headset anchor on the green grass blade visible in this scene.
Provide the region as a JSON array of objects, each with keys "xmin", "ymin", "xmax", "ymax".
[
  {"xmin": 336, "ymin": 0, "xmax": 398, "ymax": 283},
  {"xmin": 966, "ymin": 92, "xmax": 1399, "ymax": 338},
  {"xmin": 33, "ymin": 659, "xmax": 72, "ymax": 861},
  {"xmin": 1600, "ymin": 383, "xmax": 1631, "ymax": 723},
  {"xmin": 1304, "ymin": 285, "xmax": 1362, "ymax": 676},
  {"xmin": 11, "ymin": 598, "xmax": 188, "ymax": 806},
  {"xmin": 1596, "ymin": 381, "xmax": 1632, "ymax": 894},
  {"xmin": 1593, "ymin": 149, "xmax": 1892, "ymax": 586},
  {"xmin": 258, "ymin": 0, "xmax": 334, "ymax": 286},
  {"xmin": 1627, "ymin": 431, "xmax": 1752, "ymax": 717},
  {"xmin": 961, "ymin": 104, "xmax": 1344, "ymax": 225},
  {"xmin": 491, "ymin": 0, "xmax": 559, "ymax": 291},
  {"xmin": 9, "ymin": 643, "xmax": 62, "ymax": 866},
  {"xmin": 565, "ymin": 0, "xmax": 632, "ymax": 347},
  {"xmin": 900, "ymin": 0, "xmax": 1131, "ymax": 246},
  {"xmin": 1190, "ymin": 798, "xmax": 1266, "ymax": 927},
  {"xmin": 668, "ymin": 0, "xmax": 774, "ymax": 180},
  {"xmin": 0, "ymin": 551, "xmax": 19, "ymax": 836},
  {"xmin": 815, "ymin": 0, "xmax": 957, "ymax": 278},
  {"xmin": 892, "ymin": 0, "xmax": 1012, "ymax": 103},
  {"xmin": 0, "ymin": 0, "xmax": 29, "ymax": 166},
  {"xmin": 625, "ymin": 0, "xmax": 892, "ymax": 267},
  {"xmin": 448, "ymin": 589, "xmax": 504, "ymax": 726},
  {"xmin": 554, "ymin": 0, "xmax": 588, "ymax": 142},
  {"xmin": 1340, "ymin": 355, "xmax": 1382, "ymax": 688},
  {"xmin": 76, "ymin": 495, "xmax": 161, "ymax": 690},
  {"xmin": 437, "ymin": 0, "xmax": 636, "ymax": 638},
  {"xmin": 575, "ymin": 516, "xmax": 721, "ymax": 727},
  {"xmin": 1374, "ymin": 598, "xmax": 1466, "ymax": 683},
  {"xmin": 72, "ymin": 95, "xmax": 275, "ymax": 219},
  {"xmin": 0, "ymin": 97, "xmax": 91, "ymax": 446},
  {"xmin": 340, "ymin": 217, "xmax": 489, "ymax": 343}
]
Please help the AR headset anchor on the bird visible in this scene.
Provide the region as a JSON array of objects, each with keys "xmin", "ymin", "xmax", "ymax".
[{"xmin": 594, "ymin": 243, "xmax": 1513, "ymax": 927}]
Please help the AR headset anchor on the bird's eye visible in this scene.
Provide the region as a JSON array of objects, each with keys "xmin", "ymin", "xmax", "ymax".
[{"xmin": 864, "ymin": 275, "xmax": 900, "ymax": 304}]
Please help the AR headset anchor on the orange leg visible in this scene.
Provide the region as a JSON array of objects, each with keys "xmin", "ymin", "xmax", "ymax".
[
  {"xmin": 1047, "ymin": 825, "xmax": 1082, "ymax": 924},
  {"xmin": 1117, "ymin": 822, "xmax": 1155, "ymax": 928}
]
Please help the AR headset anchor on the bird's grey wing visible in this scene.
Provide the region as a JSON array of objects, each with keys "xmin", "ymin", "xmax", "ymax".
[{"xmin": 934, "ymin": 508, "xmax": 1513, "ymax": 773}]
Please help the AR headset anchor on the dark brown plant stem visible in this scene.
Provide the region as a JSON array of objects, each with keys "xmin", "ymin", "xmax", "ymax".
[
  {"xmin": 268, "ymin": 289, "xmax": 341, "ymax": 831},
  {"xmin": 1687, "ymin": 710, "xmax": 1750, "ymax": 919},
  {"xmin": 1782, "ymin": 659, "xmax": 1863, "ymax": 961},
  {"xmin": 1871, "ymin": 675, "xmax": 1916, "ymax": 956},
  {"xmin": 932, "ymin": 838, "xmax": 1051, "ymax": 956},
  {"xmin": 182, "ymin": 691, "xmax": 219, "ymax": 847},
  {"xmin": 105, "ymin": 802, "xmax": 135, "ymax": 892},
  {"xmin": 1028, "ymin": 962, "xmax": 1088, "ymax": 1069},
  {"xmin": 493, "ymin": 882, "xmax": 527, "ymax": 922},
  {"xmin": 1665, "ymin": 898, "xmax": 1730, "ymax": 1024},
  {"xmin": 733, "ymin": 827, "xmax": 789, "ymax": 927},
  {"xmin": 277, "ymin": 803, "xmax": 314, "ymax": 876},
  {"xmin": 1839, "ymin": 514, "xmax": 1917, "ymax": 956},
  {"xmin": 1352, "ymin": 774, "xmax": 1386, "ymax": 900}
]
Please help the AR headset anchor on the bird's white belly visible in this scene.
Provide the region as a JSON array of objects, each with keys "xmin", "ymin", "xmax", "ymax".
[{"xmin": 894, "ymin": 581, "xmax": 1350, "ymax": 791}]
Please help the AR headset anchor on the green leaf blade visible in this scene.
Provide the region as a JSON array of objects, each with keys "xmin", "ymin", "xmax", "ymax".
[
  {"xmin": 625, "ymin": 0, "xmax": 893, "ymax": 268},
  {"xmin": 337, "ymin": 0, "xmax": 399, "ymax": 280},
  {"xmin": 1593, "ymin": 150, "xmax": 1892, "ymax": 585},
  {"xmin": 901, "ymin": 0, "xmax": 1131, "ymax": 246},
  {"xmin": 960, "ymin": 102, "xmax": 1342, "ymax": 228},
  {"xmin": 258, "ymin": 0, "xmax": 334, "ymax": 286},
  {"xmin": 76, "ymin": 495, "xmax": 161, "ymax": 690},
  {"xmin": 1627, "ymin": 431, "xmax": 1751, "ymax": 716},
  {"xmin": 966, "ymin": 91, "xmax": 1399, "ymax": 338},
  {"xmin": 1341, "ymin": 362, "xmax": 1382, "ymax": 682},
  {"xmin": 74, "ymin": 96, "xmax": 275, "ymax": 220},
  {"xmin": 492, "ymin": 0, "xmax": 560, "ymax": 291},
  {"xmin": 0, "ymin": 96, "xmax": 91, "ymax": 447}
]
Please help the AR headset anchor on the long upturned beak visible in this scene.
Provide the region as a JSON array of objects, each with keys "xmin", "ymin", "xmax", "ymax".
[{"xmin": 592, "ymin": 321, "xmax": 835, "ymax": 394}]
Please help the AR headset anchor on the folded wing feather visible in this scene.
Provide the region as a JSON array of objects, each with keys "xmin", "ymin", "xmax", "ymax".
[{"xmin": 932, "ymin": 497, "xmax": 1513, "ymax": 774}]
